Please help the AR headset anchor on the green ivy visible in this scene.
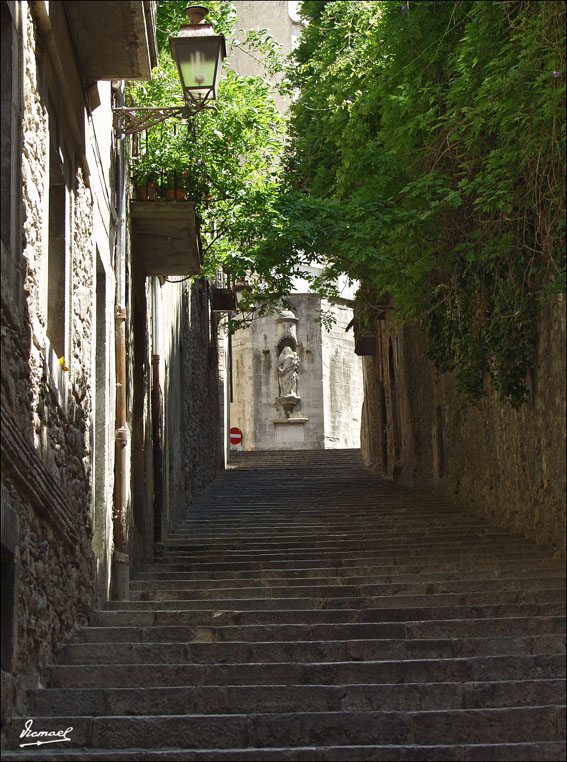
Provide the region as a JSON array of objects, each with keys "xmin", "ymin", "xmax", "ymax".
[{"xmin": 253, "ymin": 0, "xmax": 566, "ymax": 407}]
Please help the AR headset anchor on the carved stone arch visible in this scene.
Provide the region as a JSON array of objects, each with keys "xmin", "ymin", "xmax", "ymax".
[{"xmin": 277, "ymin": 335, "xmax": 297, "ymax": 355}]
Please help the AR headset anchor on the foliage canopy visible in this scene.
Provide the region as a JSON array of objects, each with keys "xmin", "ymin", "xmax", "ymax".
[
  {"xmin": 130, "ymin": 1, "xmax": 566, "ymax": 407},
  {"xmin": 127, "ymin": 0, "xmax": 286, "ymax": 298},
  {"xmin": 266, "ymin": 0, "xmax": 566, "ymax": 407}
]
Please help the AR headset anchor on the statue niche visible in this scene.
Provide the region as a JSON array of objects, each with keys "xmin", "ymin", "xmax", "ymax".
[{"xmin": 276, "ymin": 336, "xmax": 300, "ymax": 418}]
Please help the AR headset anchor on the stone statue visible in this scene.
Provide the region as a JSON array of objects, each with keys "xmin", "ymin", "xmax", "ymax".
[{"xmin": 277, "ymin": 346, "xmax": 299, "ymax": 398}]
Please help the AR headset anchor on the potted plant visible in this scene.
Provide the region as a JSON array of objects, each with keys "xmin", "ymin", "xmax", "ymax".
[
  {"xmin": 163, "ymin": 139, "xmax": 192, "ymax": 200},
  {"xmin": 131, "ymin": 135, "xmax": 162, "ymax": 200},
  {"xmin": 132, "ymin": 161, "xmax": 160, "ymax": 200},
  {"xmin": 131, "ymin": 120, "xmax": 192, "ymax": 201},
  {"xmin": 164, "ymin": 172, "xmax": 188, "ymax": 201}
]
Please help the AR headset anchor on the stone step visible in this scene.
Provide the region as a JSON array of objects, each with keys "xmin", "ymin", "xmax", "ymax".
[
  {"xmin": 171, "ymin": 515, "xmax": 503, "ymax": 526},
  {"xmin": 159, "ymin": 536, "xmax": 534, "ymax": 554},
  {"xmin": 5, "ymin": 706, "xmax": 566, "ymax": 750},
  {"xmin": 173, "ymin": 525, "xmax": 503, "ymax": 537},
  {"xmin": 59, "ymin": 634, "xmax": 566, "ymax": 666},
  {"xmin": 170, "ymin": 513, "xmax": 518, "ymax": 524},
  {"xmin": 46, "ymin": 654, "xmax": 565, "ymax": 689},
  {"xmin": 72, "ymin": 616, "xmax": 567, "ymax": 644},
  {"xmin": 128, "ymin": 576, "xmax": 566, "ymax": 598},
  {"xmin": 26, "ymin": 679, "xmax": 567, "ymax": 717},
  {"xmin": 229, "ymin": 447, "xmax": 364, "ymax": 460},
  {"xmin": 180, "ymin": 496, "xmax": 503, "ymax": 507},
  {"xmin": 164, "ymin": 531, "xmax": 522, "ymax": 547},
  {"xmin": 3, "ymin": 742, "xmax": 566, "ymax": 761},
  {"xmin": 152, "ymin": 553, "xmax": 555, "ymax": 574},
  {"xmin": 142, "ymin": 557, "xmax": 564, "ymax": 577},
  {"xmin": 178, "ymin": 508, "xmax": 478, "ymax": 521},
  {"xmin": 134, "ymin": 564, "xmax": 565, "ymax": 585},
  {"xmin": 177, "ymin": 510, "xmax": 503, "ymax": 522},
  {"xmin": 8, "ymin": 448, "xmax": 563, "ymax": 757},
  {"xmin": 90, "ymin": 601, "xmax": 566, "ymax": 628},
  {"xmin": 105, "ymin": 587, "xmax": 567, "ymax": 610},
  {"xmin": 154, "ymin": 546, "xmax": 554, "ymax": 564}
]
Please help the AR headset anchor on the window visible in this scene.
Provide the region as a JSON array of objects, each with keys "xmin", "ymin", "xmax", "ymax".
[
  {"xmin": 47, "ymin": 126, "xmax": 68, "ymax": 359},
  {"xmin": 1, "ymin": 543, "xmax": 16, "ymax": 672}
]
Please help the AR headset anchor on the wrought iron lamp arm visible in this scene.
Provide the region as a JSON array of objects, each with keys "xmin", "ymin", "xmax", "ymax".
[{"xmin": 112, "ymin": 103, "xmax": 218, "ymax": 135}]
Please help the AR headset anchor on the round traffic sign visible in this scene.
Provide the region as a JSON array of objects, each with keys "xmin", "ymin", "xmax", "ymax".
[{"xmin": 230, "ymin": 427, "xmax": 243, "ymax": 445}]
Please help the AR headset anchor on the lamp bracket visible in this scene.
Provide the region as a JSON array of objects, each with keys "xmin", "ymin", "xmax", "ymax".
[{"xmin": 112, "ymin": 104, "xmax": 215, "ymax": 135}]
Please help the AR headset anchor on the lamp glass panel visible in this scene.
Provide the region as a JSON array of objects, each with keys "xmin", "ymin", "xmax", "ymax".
[
  {"xmin": 213, "ymin": 46, "xmax": 223, "ymax": 92},
  {"xmin": 176, "ymin": 40, "xmax": 219, "ymax": 96}
]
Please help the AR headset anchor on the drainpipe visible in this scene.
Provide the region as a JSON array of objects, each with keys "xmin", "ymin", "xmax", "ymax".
[
  {"xmin": 151, "ymin": 277, "xmax": 163, "ymax": 543},
  {"xmin": 112, "ymin": 80, "xmax": 129, "ymax": 600}
]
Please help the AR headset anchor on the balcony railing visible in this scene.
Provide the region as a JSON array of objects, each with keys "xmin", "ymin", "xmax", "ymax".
[
  {"xmin": 132, "ymin": 174, "xmax": 190, "ymax": 202},
  {"xmin": 131, "ymin": 128, "xmax": 194, "ymax": 201},
  {"xmin": 210, "ymin": 269, "xmax": 237, "ymax": 312}
]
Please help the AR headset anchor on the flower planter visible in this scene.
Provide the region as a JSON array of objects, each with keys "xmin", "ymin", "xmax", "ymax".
[
  {"xmin": 136, "ymin": 181, "xmax": 159, "ymax": 201},
  {"xmin": 165, "ymin": 188, "xmax": 188, "ymax": 201}
]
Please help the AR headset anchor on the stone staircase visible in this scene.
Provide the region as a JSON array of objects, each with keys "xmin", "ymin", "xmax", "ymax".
[{"xmin": 3, "ymin": 449, "xmax": 566, "ymax": 760}]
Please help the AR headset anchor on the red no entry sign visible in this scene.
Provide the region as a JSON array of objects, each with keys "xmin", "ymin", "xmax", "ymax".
[{"xmin": 230, "ymin": 427, "xmax": 243, "ymax": 445}]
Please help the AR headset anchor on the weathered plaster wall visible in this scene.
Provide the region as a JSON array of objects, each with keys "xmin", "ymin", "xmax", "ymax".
[
  {"xmin": 361, "ymin": 296, "xmax": 566, "ymax": 555},
  {"xmin": 230, "ymin": 295, "xmax": 363, "ymax": 451},
  {"xmin": 0, "ymin": 4, "xmax": 98, "ymax": 719},
  {"xmin": 322, "ymin": 298, "xmax": 364, "ymax": 449},
  {"xmin": 87, "ymin": 79, "xmax": 116, "ymax": 602}
]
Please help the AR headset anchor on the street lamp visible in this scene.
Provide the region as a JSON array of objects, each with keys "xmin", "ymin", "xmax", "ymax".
[
  {"xmin": 113, "ymin": 5, "xmax": 226, "ymax": 135},
  {"xmin": 170, "ymin": 5, "xmax": 226, "ymax": 107}
]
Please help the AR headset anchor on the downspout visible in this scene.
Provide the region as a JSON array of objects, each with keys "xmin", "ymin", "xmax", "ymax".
[
  {"xmin": 151, "ymin": 277, "xmax": 163, "ymax": 543},
  {"xmin": 112, "ymin": 80, "xmax": 129, "ymax": 599}
]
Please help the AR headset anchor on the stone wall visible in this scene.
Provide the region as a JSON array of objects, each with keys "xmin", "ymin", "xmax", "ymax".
[
  {"xmin": 361, "ymin": 295, "xmax": 566, "ymax": 555},
  {"xmin": 161, "ymin": 279, "xmax": 223, "ymax": 533},
  {"xmin": 322, "ymin": 298, "xmax": 364, "ymax": 449},
  {"xmin": 0, "ymin": 5, "xmax": 98, "ymax": 720},
  {"xmin": 0, "ymin": 3, "xmax": 123, "ymax": 723}
]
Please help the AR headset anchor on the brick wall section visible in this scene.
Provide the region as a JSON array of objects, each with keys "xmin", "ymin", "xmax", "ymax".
[{"xmin": 361, "ymin": 295, "xmax": 566, "ymax": 556}]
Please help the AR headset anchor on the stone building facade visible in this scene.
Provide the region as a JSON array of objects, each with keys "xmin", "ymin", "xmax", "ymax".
[
  {"xmin": 1, "ymin": 0, "xmax": 224, "ymax": 726},
  {"xmin": 360, "ymin": 297, "xmax": 566, "ymax": 555},
  {"xmin": 230, "ymin": 295, "xmax": 363, "ymax": 451},
  {"xmin": 229, "ymin": 0, "xmax": 302, "ymax": 112}
]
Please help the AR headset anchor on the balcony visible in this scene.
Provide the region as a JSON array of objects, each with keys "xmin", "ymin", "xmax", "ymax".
[
  {"xmin": 130, "ymin": 201, "xmax": 201, "ymax": 277},
  {"xmin": 210, "ymin": 270, "xmax": 237, "ymax": 312},
  {"xmin": 352, "ymin": 301, "xmax": 389, "ymax": 356},
  {"xmin": 64, "ymin": 1, "xmax": 158, "ymax": 82},
  {"xmin": 354, "ymin": 324, "xmax": 377, "ymax": 356}
]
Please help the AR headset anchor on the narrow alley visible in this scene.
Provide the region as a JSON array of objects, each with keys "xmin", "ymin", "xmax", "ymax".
[
  {"xmin": 1, "ymin": 2, "xmax": 565, "ymax": 760},
  {"xmin": 4, "ymin": 449, "xmax": 565, "ymax": 759}
]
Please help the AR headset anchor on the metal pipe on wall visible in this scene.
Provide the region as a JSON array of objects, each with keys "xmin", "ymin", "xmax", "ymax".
[
  {"xmin": 112, "ymin": 80, "xmax": 130, "ymax": 600},
  {"xmin": 151, "ymin": 277, "xmax": 163, "ymax": 543}
]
